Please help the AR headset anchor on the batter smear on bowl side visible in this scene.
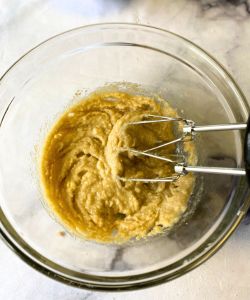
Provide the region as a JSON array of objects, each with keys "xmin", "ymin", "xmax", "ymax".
[{"xmin": 40, "ymin": 90, "xmax": 195, "ymax": 243}]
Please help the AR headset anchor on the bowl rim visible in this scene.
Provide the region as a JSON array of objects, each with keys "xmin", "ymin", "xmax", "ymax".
[{"xmin": 0, "ymin": 22, "xmax": 250, "ymax": 291}]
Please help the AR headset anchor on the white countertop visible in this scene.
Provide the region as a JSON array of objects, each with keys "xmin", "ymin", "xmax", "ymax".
[{"xmin": 1, "ymin": 0, "xmax": 250, "ymax": 299}]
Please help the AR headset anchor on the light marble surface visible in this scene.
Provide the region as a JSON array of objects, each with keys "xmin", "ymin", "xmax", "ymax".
[{"xmin": 1, "ymin": 0, "xmax": 250, "ymax": 299}]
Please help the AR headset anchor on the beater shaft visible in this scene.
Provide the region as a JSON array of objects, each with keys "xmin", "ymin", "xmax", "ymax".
[
  {"xmin": 175, "ymin": 165, "xmax": 246, "ymax": 176},
  {"xmin": 184, "ymin": 123, "xmax": 247, "ymax": 133}
]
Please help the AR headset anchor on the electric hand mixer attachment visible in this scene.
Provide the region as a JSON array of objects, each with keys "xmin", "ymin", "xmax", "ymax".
[{"xmin": 119, "ymin": 114, "xmax": 250, "ymax": 183}]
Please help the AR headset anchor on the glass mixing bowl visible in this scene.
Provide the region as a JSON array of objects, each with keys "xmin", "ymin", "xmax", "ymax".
[{"xmin": 0, "ymin": 23, "xmax": 249, "ymax": 291}]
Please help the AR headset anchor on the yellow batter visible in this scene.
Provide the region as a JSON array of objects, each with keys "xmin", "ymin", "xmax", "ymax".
[{"xmin": 40, "ymin": 90, "xmax": 195, "ymax": 243}]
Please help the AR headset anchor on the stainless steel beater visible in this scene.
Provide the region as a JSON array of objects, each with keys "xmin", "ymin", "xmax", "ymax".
[{"xmin": 119, "ymin": 115, "xmax": 250, "ymax": 183}]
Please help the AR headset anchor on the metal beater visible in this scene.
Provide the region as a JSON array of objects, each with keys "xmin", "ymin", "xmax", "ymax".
[{"xmin": 119, "ymin": 114, "xmax": 250, "ymax": 183}]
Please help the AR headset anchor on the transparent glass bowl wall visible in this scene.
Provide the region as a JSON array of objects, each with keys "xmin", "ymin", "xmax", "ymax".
[{"xmin": 0, "ymin": 23, "xmax": 249, "ymax": 291}]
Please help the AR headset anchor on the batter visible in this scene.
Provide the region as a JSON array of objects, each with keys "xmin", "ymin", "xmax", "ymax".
[{"xmin": 40, "ymin": 90, "xmax": 195, "ymax": 243}]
